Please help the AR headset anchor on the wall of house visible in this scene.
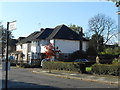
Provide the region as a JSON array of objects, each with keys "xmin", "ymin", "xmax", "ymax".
[
  {"xmin": 31, "ymin": 41, "xmax": 37, "ymax": 53},
  {"xmin": 82, "ymin": 41, "xmax": 88, "ymax": 52},
  {"xmin": 22, "ymin": 43, "xmax": 28, "ymax": 61},
  {"xmin": 16, "ymin": 44, "xmax": 22, "ymax": 51},
  {"xmin": 40, "ymin": 40, "xmax": 50, "ymax": 53},
  {"xmin": 50, "ymin": 39, "xmax": 88, "ymax": 54},
  {"xmin": 31, "ymin": 40, "xmax": 49, "ymax": 59},
  {"xmin": 54, "ymin": 39, "xmax": 79, "ymax": 53}
]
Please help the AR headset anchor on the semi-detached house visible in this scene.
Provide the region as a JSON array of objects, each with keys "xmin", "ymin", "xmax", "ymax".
[{"xmin": 16, "ymin": 24, "xmax": 89, "ymax": 64}]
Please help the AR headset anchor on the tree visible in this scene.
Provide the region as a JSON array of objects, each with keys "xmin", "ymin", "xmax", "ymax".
[
  {"xmin": 68, "ymin": 24, "xmax": 82, "ymax": 34},
  {"xmin": 106, "ymin": 0, "xmax": 120, "ymax": 7},
  {"xmin": 91, "ymin": 34, "xmax": 104, "ymax": 52},
  {"xmin": 0, "ymin": 21, "xmax": 14, "ymax": 58},
  {"xmin": 88, "ymin": 14, "xmax": 117, "ymax": 52},
  {"xmin": 44, "ymin": 43, "xmax": 61, "ymax": 73},
  {"xmin": 44, "ymin": 43, "xmax": 61, "ymax": 59}
]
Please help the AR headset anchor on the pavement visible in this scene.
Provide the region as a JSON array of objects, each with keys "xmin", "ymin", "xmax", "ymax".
[{"xmin": 21, "ymin": 67, "xmax": 119, "ymax": 86}]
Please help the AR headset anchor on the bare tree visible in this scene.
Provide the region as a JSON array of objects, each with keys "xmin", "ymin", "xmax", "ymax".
[
  {"xmin": 88, "ymin": 14, "xmax": 117, "ymax": 51},
  {"xmin": 106, "ymin": 0, "xmax": 120, "ymax": 7}
]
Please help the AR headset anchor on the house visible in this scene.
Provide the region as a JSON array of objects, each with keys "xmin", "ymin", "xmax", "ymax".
[
  {"xmin": 46, "ymin": 24, "xmax": 89, "ymax": 60},
  {"xmin": 16, "ymin": 24, "xmax": 89, "ymax": 64},
  {"xmin": 8, "ymin": 39, "xmax": 18, "ymax": 53}
]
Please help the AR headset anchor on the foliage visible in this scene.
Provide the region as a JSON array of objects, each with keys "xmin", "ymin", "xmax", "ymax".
[
  {"xmin": 0, "ymin": 22, "xmax": 14, "ymax": 57},
  {"xmin": 19, "ymin": 63, "xmax": 40, "ymax": 68},
  {"xmin": 99, "ymin": 46, "xmax": 120, "ymax": 55},
  {"xmin": 44, "ymin": 43, "xmax": 61, "ymax": 59},
  {"xmin": 69, "ymin": 50, "xmax": 87, "ymax": 61},
  {"xmin": 86, "ymin": 41, "xmax": 98, "ymax": 56},
  {"xmin": 89, "ymin": 34, "xmax": 104, "ymax": 53},
  {"xmin": 112, "ymin": 57, "xmax": 120, "ymax": 64},
  {"xmin": 42, "ymin": 61, "xmax": 86, "ymax": 73},
  {"xmin": 91, "ymin": 64, "xmax": 120, "ymax": 76},
  {"xmin": 68, "ymin": 24, "xmax": 82, "ymax": 34}
]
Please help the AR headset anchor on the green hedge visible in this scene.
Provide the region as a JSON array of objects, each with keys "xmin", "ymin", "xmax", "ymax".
[
  {"xmin": 19, "ymin": 63, "xmax": 40, "ymax": 68},
  {"xmin": 42, "ymin": 61, "xmax": 86, "ymax": 73},
  {"xmin": 91, "ymin": 64, "xmax": 120, "ymax": 76}
]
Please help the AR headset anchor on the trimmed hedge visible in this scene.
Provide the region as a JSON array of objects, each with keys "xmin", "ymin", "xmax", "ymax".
[
  {"xmin": 42, "ymin": 61, "xmax": 86, "ymax": 73},
  {"xmin": 19, "ymin": 63, "xmax": 40, "ymax": 68},
  {"xmin": 91, "ymin": 64, "xmax": 120, "ymax": 76}
]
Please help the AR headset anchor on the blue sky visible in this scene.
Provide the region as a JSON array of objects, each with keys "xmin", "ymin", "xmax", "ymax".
[{"xmin": 1, "ymin": 2, "xmax": 118, "ymax": 40}]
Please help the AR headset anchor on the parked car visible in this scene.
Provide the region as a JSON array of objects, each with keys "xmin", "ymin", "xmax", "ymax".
[
  {"xmin": 40, "ymin": 58, "xmax": 59, "ymax": 67},
  {"xmin": 73, "ymin": 59, "xmax": 89, "ymax": 62}
]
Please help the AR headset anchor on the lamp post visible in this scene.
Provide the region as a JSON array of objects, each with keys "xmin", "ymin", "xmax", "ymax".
[
  {"xmin": 5, "ymin": 22, "xmax": 9, "ymax": 90},
  {"xmin": 116, "ymin": 2, "xmax": 120, "ymax": 46},
  {"xmin": 5, "ymin": 21, "xmax": 16, "ymax": 90}
]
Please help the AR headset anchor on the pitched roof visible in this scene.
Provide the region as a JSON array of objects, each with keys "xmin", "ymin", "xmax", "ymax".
[
  {"xmin": 9, "ymin": 39, "xmax": 18, "ymax": 46},
  {"xmin": 18, "ymin": 31, "xmax": 40, "ymax": 44},
  {"xmin": 17, "ymin": 24, "xmax": 89, "ymax": 44},
  {"xmin": 46, "ymin": 24, "xmax": 87, "ymax": 41},
  {"xmin": 32, "ymin": 28, "xmax": 54, "ymax": 40}
]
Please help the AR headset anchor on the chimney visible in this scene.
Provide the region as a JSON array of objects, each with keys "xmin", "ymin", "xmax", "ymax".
[{"xmin": 40, "ymin": 28, "xmax": 44, "ymax": 31}]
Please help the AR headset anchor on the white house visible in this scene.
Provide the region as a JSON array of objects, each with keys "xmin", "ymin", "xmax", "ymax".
[
  {"xmin": 46, "ymin": 24, "xmax": 89, "ymax": 60},
  {"xmin": 15, "ymin": 24, "xmax": 89, "ymax": 64}
]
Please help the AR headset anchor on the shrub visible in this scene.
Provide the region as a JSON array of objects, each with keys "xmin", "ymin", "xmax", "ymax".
[
  {"xmin": 69, "ymin": 50, "xmax": 87, "ymax": 61},
  {"xmin": 19, "ymin": 63, "xmax": 40, "ymax": 68},
  {"xmin": 112, "ymin": 57, "xmax": 120, "ymax": 64},
  {"xmin": 42, "ymin": 61, "xmax": 86, "ymax": 73},
  {"xmin": 91, "ymin": 64, "xmax": 120, "ymax": 76}
]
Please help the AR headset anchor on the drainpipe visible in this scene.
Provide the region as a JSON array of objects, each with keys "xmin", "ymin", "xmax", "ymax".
[
  {"xmin": 79, "ymin": 27, "xmax": 84, "ymax": 51},
  {"xmin": 54, "ymin": 39, "xmax": 56, "ymax": 60}
]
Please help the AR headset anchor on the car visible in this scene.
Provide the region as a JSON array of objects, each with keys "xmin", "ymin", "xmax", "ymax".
[{"xmin": 73, "ymin": 59, "xmax": 89, "ymax": 62}]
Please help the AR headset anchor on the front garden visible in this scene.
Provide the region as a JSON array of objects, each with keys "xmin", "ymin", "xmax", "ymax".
[{"xmin": 41, "ymin": 56, "xmax": 120, "ymax": 76}]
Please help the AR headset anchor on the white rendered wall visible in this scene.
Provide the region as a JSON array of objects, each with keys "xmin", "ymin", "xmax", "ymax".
[
  {"xmin": 82, "ymin": 41, "xmax": 88, "ymax": 51},
  {"xmin": 54, "ymin": 39, "xmax": 79, "ymax": 53},
  {"xmin": 22, "ymin": 44, "xmax": 28, "ymax": 61},
  {"xmin": 16, "ymin": 44, "xmax": 22, "ymax": 51}
]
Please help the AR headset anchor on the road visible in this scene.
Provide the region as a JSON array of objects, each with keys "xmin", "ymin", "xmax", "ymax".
[{"xmin": 2, "ymin": 67, "xmax": 118, "ymax": 89}]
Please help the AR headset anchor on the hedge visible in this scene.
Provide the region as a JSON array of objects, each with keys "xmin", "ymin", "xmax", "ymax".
[
  {"xmin": 19, "ymin": 63, "xmax": 40, "ymax": 68},
  {"xmin": 91, "ymin": 64, "xmax": 120, "ymax": 76},
  {"xmin": 42, "ymin": 61, "xmax": 86, "ymax": 73}
]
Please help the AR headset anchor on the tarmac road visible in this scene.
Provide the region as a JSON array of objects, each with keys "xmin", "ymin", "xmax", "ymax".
[{"xmin": 2, "ymin": 67, "xmax": 118, "ymax": 89}]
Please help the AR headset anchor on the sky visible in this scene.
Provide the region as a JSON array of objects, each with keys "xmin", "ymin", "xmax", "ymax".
[{"xmin": 0, "ymin": 1, "xmax": 119, "ymax": 44}]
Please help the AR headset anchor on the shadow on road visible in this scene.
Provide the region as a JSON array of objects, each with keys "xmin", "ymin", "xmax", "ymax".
[{"xmin": 2, "ymin": 80, "xmax": 62, "ymax": 90}]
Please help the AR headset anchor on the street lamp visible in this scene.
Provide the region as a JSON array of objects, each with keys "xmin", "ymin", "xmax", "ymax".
[
  {"xmin": 5, "ymin": 21, "xmax": 16, "ymax": 90},
  {"xmin": 116, "ymin": 3, "xmax": 120, "ymax": 46}
]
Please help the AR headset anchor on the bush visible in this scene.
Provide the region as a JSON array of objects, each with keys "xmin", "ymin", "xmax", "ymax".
[
  {"xmin": 42, "ymin": 61, "xmax": 86, "ymax": 73},
  {"xmin": 112, "ymin": 56, "xmax": 120, "ymax": 64},
  {"xmin": 69, "ymin": 50, "xmax": 87, "ymax": 62},
  {"xmin": 19, "ymin": 63, "xmax": 40, "ymax": 68},
  {"xmin": 91, "ymin": 64, "xmax": 120, "ymax": 76}
]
